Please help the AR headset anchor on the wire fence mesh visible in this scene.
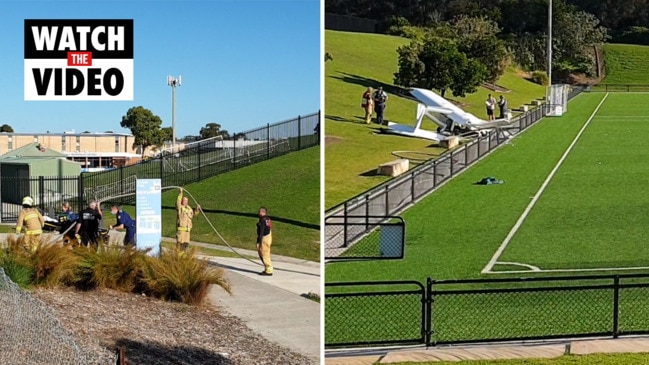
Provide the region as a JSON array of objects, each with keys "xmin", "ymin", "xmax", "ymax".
[
  {"xmin": 0, "ymin": 268, "xmax": 96, "ymax": 365},
  {"xmin": 324, "ymin": 217, "xmax": 404, "ymax": 260},
  {"xmin": 325, "ymin": 281, "xmax": 425, "ymax": 347},
  {"xmin": 324, "ymin": 275, "xmax": 649, "ymax": 349}
]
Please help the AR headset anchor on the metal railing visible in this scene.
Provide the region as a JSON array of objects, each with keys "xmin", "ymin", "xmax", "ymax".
[
  {"xmin": 82, "ymin": 111, "xmax": 320, "ymax": 204},
  {"xmin": 589, "ymin": 84, "xmax": 649, "ymax": 92},
  {"xmin": 324, "ymin": 273, "xmax": 649, "ymax": 349}
]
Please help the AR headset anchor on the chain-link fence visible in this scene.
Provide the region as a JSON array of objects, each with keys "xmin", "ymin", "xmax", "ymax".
[
  {"xmin": 0, "ymin": 268, "xmax": 93, "ymax": 365},
  {"xmin": 324, "ymin": 216, "xmax": 404, "ymax": 260},
  {"xmin": 325, "ymin": 281, "xmax": 426, "ymax": 348},
  {"xmin": 324, "ymin": 274, "xmax": 649, "ymax": 349}
]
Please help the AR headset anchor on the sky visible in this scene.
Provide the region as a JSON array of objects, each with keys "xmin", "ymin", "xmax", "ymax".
[{"xmin": 1, "ymin": 0, "xmax": 321, "ymax": 138}]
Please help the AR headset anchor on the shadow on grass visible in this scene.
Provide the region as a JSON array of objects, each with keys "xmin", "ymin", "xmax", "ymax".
[
  {"xmin": 325, "ymin": 114, "xmax": 364, "ymax": 123},
  {"xmin": 330, "ymin": 72, "xmax": 412, "ymax": 99},
  {"xmin": 161, "ymin": 206, "xmax": 319, "ymax": 231},
  {"xmin": 359, "ymin": 169, "xmax": 379, "ymax": 177},
  {"xmin": 115, "ymin": 338, "xmax": 233, "ymax": 365}
]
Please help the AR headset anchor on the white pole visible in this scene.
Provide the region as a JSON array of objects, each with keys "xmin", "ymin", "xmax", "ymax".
[
  {"xmin": 547, "ymin": 0, "xmax": 552, "ymax": 84},
  {"xmin": 172, "ymin": 84, "xmax": 176, "ymax": 151}
]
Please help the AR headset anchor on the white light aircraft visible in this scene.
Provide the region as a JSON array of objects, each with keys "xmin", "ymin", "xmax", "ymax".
[{"xmin": 383, "ymin": 88, "xmax": 514, "ymax": 142}]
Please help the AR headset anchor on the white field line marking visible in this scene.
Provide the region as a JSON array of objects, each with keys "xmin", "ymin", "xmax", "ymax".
[
  {"xmin": 481, "ymin": 93, "xmax": 610, "ymax": 274},
  {"xmin": 492, "ymin": 262, "xmax": 541, "ymax": 271},
  {"xmin": 484, "ymin": 265, "xmax": 649, "ymax": 275}
]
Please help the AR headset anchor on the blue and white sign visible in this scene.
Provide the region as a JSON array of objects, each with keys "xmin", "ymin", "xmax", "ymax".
[{"xmin": 136, "ymin": 179, "xmax": 161, "ymax": 256}]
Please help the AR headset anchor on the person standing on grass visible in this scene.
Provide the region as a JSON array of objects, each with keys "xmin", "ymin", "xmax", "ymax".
[
  {"xmin": 498, "ymin": 95, "xmax": 508, "ymax": 119},
  {"xmin": 108, "ymin": 205, "xmax": 136, "ymax": 247},
  {"xmin": 176, "ymin": 188, "xmax": 200, "ymax": 251},
  {"xmin": 373, "ymin": 87, "xmax": 388, "ymax": 125},
  {"xmin": 16, "ymin": 196, "xmax": 44, "ymax": 252},
  {"xmin": 256, "ymin": 207, "xmax": 273, "ymax": 276},
  {"xmin": 486, "ymin": 94, "xmax": 496, "ymax": 121},
  {"xmin": 75, "ymin": 200, "xmax": 103, "ymax": 247},
  {"xmin": 361, "ymin": 87, "xmax": 374, "ymax": 124}
]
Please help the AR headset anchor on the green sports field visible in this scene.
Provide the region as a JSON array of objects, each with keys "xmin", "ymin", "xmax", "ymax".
[
  {"xmin": 325, "ymin": 91, "xmax": 649, "ymax": 347},
  {"xmin": 326, "ymin": 91, "xmax": 649, "ymax": 283}
]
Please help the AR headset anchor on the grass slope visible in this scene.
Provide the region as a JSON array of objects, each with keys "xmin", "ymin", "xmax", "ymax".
[
  {"xmin": 107, "ymin": 147, "xmax": 320, "ymax": 262},
  {"xmin": 325, "ymin": 93, "xmax": 605, "ymax": 283},
  {"xmin": 602, "ymin": 43, "xmax": 649, "ymax": 84},
  {"xmin": 325, "ymin": 30, "xmax": 546, "ymax": 209}
]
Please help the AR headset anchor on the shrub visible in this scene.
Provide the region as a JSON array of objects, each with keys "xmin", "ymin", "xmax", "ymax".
[
  {"xmin": 140, "ymin": 247, "xmax": 231, "ymax": 305},
  {"xmin": 28, "ymin": 239, "xmax": 80, "ymax": 287},
  {"xmin": 530, "ymin": 71, "xmax": 549, "ymax": 86},
  {"xmin": 74, "ymin": 245, "xmax": 147, "ymax": 292},
  {"xmin": 0, "ymin": 236, "xmax": 35, "ymax": 288},
  {"xmin": 0, "ymin": 253, "xmax": 34, "ymax": 289}
]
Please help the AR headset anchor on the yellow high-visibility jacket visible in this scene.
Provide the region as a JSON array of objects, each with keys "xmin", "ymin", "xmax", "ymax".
[
  {"xmin": 176, "ymin": 194, "xmax": 199, "ymax": 231},
  {"xmin": 16, "ymin": 207, "xmax": 44, "ymax": 234}
]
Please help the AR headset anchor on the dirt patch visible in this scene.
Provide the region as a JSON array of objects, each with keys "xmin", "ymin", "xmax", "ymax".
[
  {"xmin": 482, "ymin": 83, "xmax": 512, "ymax": 93},
  {"xmin": 31, "ymin": 286, "xmax": 314, "ymax": 365},
  {"xmin": 325, "ymin": 136, "xmax": 343, "ymax": 145}
]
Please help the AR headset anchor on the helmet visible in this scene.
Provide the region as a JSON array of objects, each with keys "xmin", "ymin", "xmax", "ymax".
[{"xmin": 22, "ymin": 196, "xmax": 34, "ymax": 207}]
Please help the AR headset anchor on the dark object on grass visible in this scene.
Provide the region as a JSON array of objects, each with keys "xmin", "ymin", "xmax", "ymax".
[{"xmin": 476, "ymin": 176, "xmax": 504, "ymax": 185}]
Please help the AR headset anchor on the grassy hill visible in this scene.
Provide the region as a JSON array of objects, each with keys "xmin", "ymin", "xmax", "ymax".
[
  {"xmin": 601, "ymin": 43, "xmax": 649, "ymax": 84},
  {"xmin": 103, "ymin": 147, "xmax": 320, "ymax": 262},
  {"xmin": 324, "ymin": 30, "xmax": 546, "ymax": 209}
]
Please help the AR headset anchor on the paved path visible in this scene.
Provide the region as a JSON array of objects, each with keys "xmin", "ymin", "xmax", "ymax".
[
  {"xmin": 325, "ymin": 337, "xmax": 649, "ymax": 364},
  {"xmin": 196, "ymin": 241, "xmax": 321, "ymax": 364}
]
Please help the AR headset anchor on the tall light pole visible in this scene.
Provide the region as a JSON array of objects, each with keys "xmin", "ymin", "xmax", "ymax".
[
  {"xmin": 547, "ymin": 0, "xmax": 552, "ymax": 84},
  {"xmin": 167, "ymin": 75, "xmax": 182, "ymax": 151}
]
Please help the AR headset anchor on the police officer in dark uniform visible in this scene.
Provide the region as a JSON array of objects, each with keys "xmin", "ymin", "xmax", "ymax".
[
  {"xmin": 75, "ymin": 200, "xmax": 103, "ymax": 247},
  {"xmin": 109, "ymin": 204, "xmax": 136, "ymax": 246}
]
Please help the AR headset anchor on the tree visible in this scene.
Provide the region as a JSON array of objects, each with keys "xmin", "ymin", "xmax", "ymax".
[
  {"xmin": 199, "ymin": 123, "xmax": 230, "ymax": 140},
  {"xmin": 394, "ymin": 36, "xmax": 488, "ymax": 97},
  {"xmin": 120, "ymin": 106, "xmax": 166, "ymax": 155},
  {"xmin": 0, "ymin": 124, "xmax": 14, "ymax": 133}
]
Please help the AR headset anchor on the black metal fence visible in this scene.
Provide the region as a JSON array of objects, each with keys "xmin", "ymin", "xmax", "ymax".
[
  {"xmin": 325, "ymin": 273, "xmax": 649, "ymax": 348},
  {"xmin": 589, "ymin": 84, "xmax": 649, "ymax": 92},
  {"xmin": 324, "ymin": 87, "xmax": 583, "ymax": 249},
  {"xmin": 82, "ymin": 111, "xmax": 320, "ymax": 203},
  {"xmin": 324, "ymin": 216, "xmax": 405, "ymax": 260},
  {"xmin": 0, "ymin": 112, "xmax": 320, "ymax": 222},
  {"xmin": 0, "ymin": 176, "xmax": 82, "ymax": 223}
]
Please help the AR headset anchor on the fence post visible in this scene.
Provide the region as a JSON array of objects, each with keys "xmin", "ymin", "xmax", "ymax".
[
  {"xmin": 119, "ymin": 166, "xmax": 124, "ymax": 204},
  {"xmin": 267, "ymin": 123, "xmax": 271, "ymax": 160},
  {"xmin": 613, "ymin": 275, "xmax": 620, "ymax": 338},
  {"xmin": 425, "ymin": 277, "xmax": 433, "ymax": 346},
  {"xmin": 298, "ymin": 115, "xmax": 302, "ymax": 150},
  {"xmin": 411, "ymin": 171, "xmax": 415, "ymax": 202},
  {"xmin": 343, "ymin": 201, "xmax": 348, "ymax": 247},
  {"xmin": 198, "ymin": 146, "xmax": 202, "ymax": 181},
  {"xmin": 38, "ymin": 176, "xmax": 45, "ymax": 211},
  {"xmin": 365, "ymin": 194, "xmax": 369, "ymax": 231},
  {"xmin": 160, "ymin": 154, "xmax": 164, "ymax": 185},
  {"xmin": 77, "ymin": 175, "xmax": 84, "ymax": 212}
]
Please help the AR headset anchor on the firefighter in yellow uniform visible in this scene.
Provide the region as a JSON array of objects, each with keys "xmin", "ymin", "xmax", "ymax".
[
  {"xmin": 176, "ymin": 189, "xmax": 200, "ymax": 251},
  {"xmin": 16, "ymin": 196, "xmax": 45, "ymax": 251}
]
